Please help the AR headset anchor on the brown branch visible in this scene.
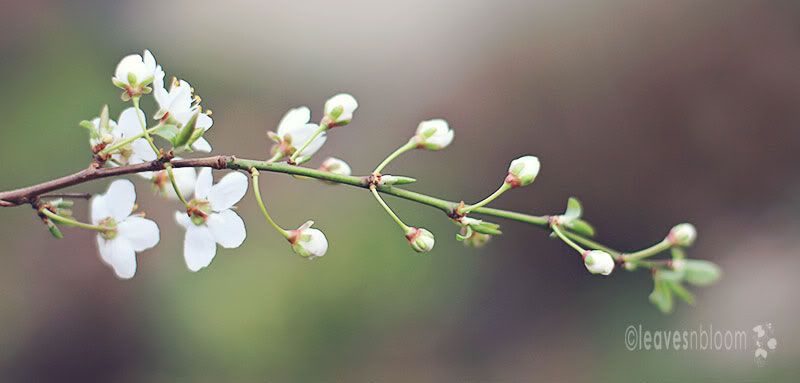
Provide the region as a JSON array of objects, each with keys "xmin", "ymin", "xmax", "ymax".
[{"xmin": 0, "ymin": 156, "xmax": 232, "ymax": 207}]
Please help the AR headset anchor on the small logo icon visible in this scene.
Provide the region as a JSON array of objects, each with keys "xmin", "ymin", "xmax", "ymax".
[{"xmin": 752, "ymin": 323, "xmax": 777, "ymax": 367}]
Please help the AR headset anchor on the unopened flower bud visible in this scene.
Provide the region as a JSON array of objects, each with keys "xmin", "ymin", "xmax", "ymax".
[
  {"xmin": 405, "ymin": 227, "xmax": 435, "ymax": 253},
  {"xmin": 323, "ymin": 93, "xmax": 358, "ymax": 126},
  {"xmin": 668, "ymin": 223, "xmax": 697, "ymax": 247},
  {"xmin": 505, "ymin": 155, "xmax": 541, "ymax": 187},
  {"xmin": 413, "ymin": 119, "xmax": 454, "ymax": 150},
  {"xmin": 289, "ymin": 221, "xmax": 329, "ymax": 259},
  {"xmin": 319, "ymin": 157, "xmax": 351, "ymax": 176},
  {"xmin": 583, "ymin": 250, "xmax": 615, "ymax": 275}
]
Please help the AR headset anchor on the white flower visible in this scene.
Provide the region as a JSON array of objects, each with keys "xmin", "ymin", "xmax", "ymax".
[
  {"xmin": 175, "ymin": 168, "xmax": 248, "ymax": 272},
  {"xmin": 273, "ymin": 106, "xmax": 327, "ymax": 157},
  {"xmin": 288, "ymin": 221, "xmax": 329, "ymax": 259},
  {"xmin": 91, "ymin": 180, "xmax": 160, "ymax": 279},
  {"xmin": 113, "ymin": 49, "xmax": 162, "ymax": 89},
  {"xmin": 88, "ymin": 116, "xmax": 118, "ymax": 147},
  {"xmin": 583, "ymin": 250, "xmax": 615, "ymax": 275},
  {"xmin": 139, "ymin": 159, "xmax": 197, "ymax": 200},
  {"xmin": 323, "ymin": 93, "xmax": 358, "ymax": 126},
  {"xmin": 99, "ymin": 108, "xmax": 158, "ymax": 166},
  {"xmin": 154, "ymin": 78, "xmax": 194, "ymax": 120},
  {"xmin": 668, "ymin": 223, "xmax": 697, "ymax": 247},
  {"xmin": 319, "ymin": 157, "xmax": 352, "ymax": 176},
  {"xmin": 405, "ymin": 227, "xmax": 435, "ymax": 253},
  {"xmin": 506, "ymin": 155, "xmax": 541, "ymax": 187},
  {"xmin": 413, "ymin": 119, "xmax": 454, "ymax": 150}
]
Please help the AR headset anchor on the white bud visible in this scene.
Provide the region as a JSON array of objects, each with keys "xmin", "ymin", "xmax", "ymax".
[
  {"xmin": 413, "ymin": 119, "xmax": 454, "ymax": 150},
  {"xmin": 319, "ymin": 157, "xmax": 352, "ymax": 176},
  {"xmin": 668, "ymin": 223, "xmax": 697, "ymax": 247},
  {"xmin": 405, "ymin": 227, "xmax": 435, "ymax": 253},
  {"xmin": 506, "ymin": 156, "xmax": 541, "ymax": 187},
  {"xmin": 323, "ymin": 93, "xmax": 358, "ymax": 126},
  {"xmin": 289, "ymin": 221, "xmax": 328, "ymax": 259},
  {"xmin": 583, "ymin": 250, "xmax": 615, "ymax": 275}
]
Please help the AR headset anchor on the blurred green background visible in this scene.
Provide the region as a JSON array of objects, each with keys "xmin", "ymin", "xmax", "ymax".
[{"xmin": 1, "ymin": 0, "xmax": 799, "ymax": 381}]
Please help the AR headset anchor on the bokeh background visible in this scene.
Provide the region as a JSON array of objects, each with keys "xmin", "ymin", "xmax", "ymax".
[{"xmin": 1, "ymin": 0, "xmax": 799, "ymax": 381}]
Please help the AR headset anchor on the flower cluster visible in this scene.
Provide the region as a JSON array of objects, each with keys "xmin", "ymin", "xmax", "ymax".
[{"xmin": 18, "ymin": 48, "xmax": 720, "ymax": 313}]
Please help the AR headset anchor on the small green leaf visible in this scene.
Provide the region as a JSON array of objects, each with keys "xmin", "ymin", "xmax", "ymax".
[
  {"xmin": 152, "ymin": 124, "xmax": 179, "ymax": 141},
  {"xmin": 649, "ymin": 279, "xmax": 674, "ymax": 313},
  {"xmin": 683, "ymin": 260, "xmax": 721, "ymax": 286},
  {"xmin": 46, "ymin": 220, "xmax": 63, "ymax": 239},
  {"xmin": 667, "ymin": 281, "xmax": 695, "ymax": 305},
  {"xmin": 173, "ymin": 112, "xmax": 199, "ymax": 148},
  {"xmin": 566, "ymin": 218, "xmax": 595, "ymax": 237},
  {"xmin": 655, "ymin": 269, "xmax": 684, "ymax": 282},
  {"xmin": 471, "ymin": 221, "xmax": 502, "ymax": 236},
  {"xmin": 562, "ymin": 197, "xmax": 583, "ymax": 223}
]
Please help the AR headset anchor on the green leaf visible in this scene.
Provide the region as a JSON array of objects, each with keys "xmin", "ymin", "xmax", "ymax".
[
  {"xmin": 471, "ymin": 221, "xmax": 502, "ymax": 236},
  {"xmin": 683, "ymin": 260, "xmax": 721, "ymax": 286},
  {"xmin": 152, "ymin": 124, "xmax": 179, "ymax": 141},
  {"xmin": 655, "ymin": 269, "xmax": 684, "ymax": 282},
  {"xmin": 649, "ymin": 279, "xmax": 674, "ymax": 314},
  {"xmin": 667, "ymin": 281, "xmax": 696, "ymax": 305},
  {"xmin": 562, "ymin": 197, "xmax": 583, "ymax": 223},
  {"xmin": 565, "ymin": 218, "xmax": 595, "ymax": 237},
  {"xmin": 173, "ymin": 112, "xmax": 199, "ymax": 148}
]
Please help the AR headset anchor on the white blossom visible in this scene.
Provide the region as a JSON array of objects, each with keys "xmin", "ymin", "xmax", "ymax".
[
  {"xmin": 506, "ymin": 155, "xmax": 541, "ymax": 187},
  {"xmin": 413, "ymin": 119, "xmax": 454, "ymax": 150},
  {"xmin": 175, "ymin": 168, "xmax": 248, "ymax": 272},
  {"xmin": 97, "ymin": 108, "xmax": 157, "ymax": 166},
  {"xmin": 91, "ymin": 180, "xmax": 160, "ymax": 279},
  {"xmin": 113, "ymin": 49, "xmax": 162, "ymax": 89},
  {"xmin": 323, "ymin": 93, "xmax": 358, "ymax": 126},
  {"xmin": 154, "ymin": 78, "xmax": 194, "ymax": 120},
  {"xmin": 273, "ymin": 106, "xmax": 327, "ymax": 157},
  {"xmin": 289, "ymin": 221, "xmax": 329, "ymax": 259},
  {"xmin": 583, "ymin": 250, "xmax": 615, "ymax": 275},
  {"xmin": 405, "ymin": 227, "xmax": 435, "ymax": 253}
]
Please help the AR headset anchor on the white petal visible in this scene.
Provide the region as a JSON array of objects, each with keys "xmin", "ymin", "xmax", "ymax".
[
  {"xmin": 195, "ymin": 168, "xmax": 213, "ymax": 199},
  {"xmin": 114, "ymin": 54, "xmax": 144, "ymax": 84},
  {"xmin": 208, "ymin": 171, "xmax": 248, "ymax": 211},
  {"xmin": 119, "ymin": 216, "xmax": 160, "ymax": 252},
  {"xmin": 143, "ymin": 49, "xmax": 156, "ymax": 72},
  {"xmin": 90, "ymin": 194, "xmax": 110, "ymax": 224},
  {"xmin": 116, "ymin": 107, "xmax": 146, "ymax": 139},
  {"xmin": 170, "ymin": 167, "xmax": 197, "ymax": 199},
  {"xmin": 196, "ymin": 113, "xmax": 213, "ymax": 130},
  {"xmin": 207, "ymin": 210, "xmax": 246, "ymax": 249},
  {"xmin": 184, "ymin": 225, "xmax": 217, "ymax": 272},
  {"xmin": 276, "ymin": 106, "xmax": 311, "ymax": 136},
  {"xmin": 286, "ymin": 123, "xmax": 327, "ymax": 157},
  {"xmin": 97, "ymin": 236, "xmax": 137, "ymax": 279},
  {"xmin": 191, "ymin": 137, "xmax": 212, "ymax": 153},
  {"xmin": 175, "ymin": 211, "xmax": 192, "ymax": 228},
  {"xmin": 104, "ymin": 180, "xmax": 137, "ymax": 221},
  {"xmin": 130, "ymin": 139, "xmax": 157, "ymax": 163}
]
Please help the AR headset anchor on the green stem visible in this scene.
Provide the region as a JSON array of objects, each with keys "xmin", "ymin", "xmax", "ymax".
[
  {"xmin": 267, "ymin": 151, "xmax": 284, "ymax": 163},
  {"xmin": 623, "ymin": 239, "xmax": 672, "ymax": 262},
  {"xmin": 289, "ymin": 124, "xmax": 328, "ymax": 163},
  {"xmin": 164, "ymin": 164, "xmax": 189, "ymax": 207},
  {"xmin": 100, "ymin": 125, "xmax": 161, "ymax": 155},
  {"xmin": 563, "ymin": 230, "xmax": 622, "ymax": 258},
  {"xmin": 551, "ymin": 224, "xmax": 586, "ymax": 254},
  {"xmin": 132, "ymin": 97, "xmax": 161, "ymax": 154},
  {"xmin": 373, "ymin": 140, "xmax": 416, "ymax": 174},
  {"xmin": 370, "ymin": 185, "xmax": 410, "ymax": 232},
  {"xmin": 251, "ymin": 168, "xmax": 290, "ymax": 238},
  {"xmin": 461, "ymin": 183, "xmax": 512, "ymax": 214},
  {"xmin": 39, "ymin": 208, "xmax": 106, "ymax": 232}
]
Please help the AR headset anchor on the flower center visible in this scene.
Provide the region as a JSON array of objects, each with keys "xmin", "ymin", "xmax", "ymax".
[
  {"xmin": 98, "ymin": 217, "xmax": 118, "ymax": 240},
  {"xmin": 186, "ymin": 198, "xmax": 212, "ymax": 226}
]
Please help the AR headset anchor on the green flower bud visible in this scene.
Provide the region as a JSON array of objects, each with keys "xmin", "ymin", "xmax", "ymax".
[{"xmin": 405, "ymin": 227, "xmax": 435, "ymax": 253}]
